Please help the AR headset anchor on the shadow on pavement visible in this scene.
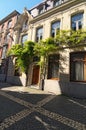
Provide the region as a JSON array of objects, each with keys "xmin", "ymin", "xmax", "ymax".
[{"xmin": 0, "ymin": 82, "xmax": 13, "ymax": 89}]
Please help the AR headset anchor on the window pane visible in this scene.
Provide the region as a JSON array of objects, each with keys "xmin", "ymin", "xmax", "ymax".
[
  {"xmin": 39, "ymin": 7, "xmax": 43, "ymax": 14},
  {"xmin": 78, "ymin": 21, "xmax": 82, "ymax": 29},
  {"xmin": 53, "ymin": 0, "xmax": 61, "ymax": 7},
  {"xmin": 8, "ymin": 20, "xmax": 12, "ymax": 29},
  {"xmin": 1, "ymin": 24, "xmax": 4, "ymax": 32},
  {"xmin": 48, "ymin": 54, "xmax": 59, "ymax": 79},
  {"xmin": 75, "ymin": 61, "xmax": 84, "ymax": 80},
  {"xmin": 70, "ymin": 52, "xmax": 85, "ymax": 81},
  {"xmin": 21, "ymin": 34, "xmax": 28, "ymax": 45},
  {"xmin": 72, "ymin": 22, "xmax": 76, "ymax": 31},
  {"xmin": 51, "ymin": 21, "xmax": 60, "ymax": 37},
  {"xmin": 2, "ymin": 46, "xmax": 7, "ymax": 59},
  {"xmin": 71, "ymin": 13, "xmax": 83, "ymax": 30},
  {"xmin": 22, "ymin": 20, "xmax": 28, "ymax": 31},
  {"xmin": 36, "ymin": 27, "xmax": 43, "ymax": 42}
]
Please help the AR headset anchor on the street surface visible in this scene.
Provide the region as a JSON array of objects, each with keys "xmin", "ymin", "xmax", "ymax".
[{"xmin": 0, "ymin": 83, "xmax": 86, "ymax": 130}]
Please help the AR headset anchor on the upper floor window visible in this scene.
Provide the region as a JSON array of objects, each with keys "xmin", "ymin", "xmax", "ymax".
[
  {"xmin": 5, "ymin": 33, "xmax": 10, "ymax": 43},
  {"xmin": 38, "ymin": 7, "xmax": 44, "ymax": 14},
  {"xmin": 21, "ymin": 34, "xmax": 28, "ymax": 46},
  {"xmin": 1, "ymin": 24, "xmax": 4, "ymax": 32},
  {"xmin": 22, "ymin": 20, "xmax": 28, "ymax": 31},
  {"xmin": 7, "ymin": 20, "xmax": 12, "ymax": 29},
  {"xmin": 71, "ymin": 13, "xmax": 83, "ymax": 31},
  {"xmin": 51, "ymin": 21, "xmax": 60, "ymax": 37},
  {"xmin": 53, "ymin": 0, "xmax": 63, "ymax": 7},
  {"xmin": 36, "ymin": 27, "xmax": 43, "ymax": 42}
]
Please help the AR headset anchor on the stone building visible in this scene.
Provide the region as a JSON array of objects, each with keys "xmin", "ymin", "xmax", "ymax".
[
  {"xmin": 1, "ymin": 0, "xmax": 86, "ymax": 98},
  {"xmin": 0, "ymin": 10, "xmax": 20, "ymax": 81}
]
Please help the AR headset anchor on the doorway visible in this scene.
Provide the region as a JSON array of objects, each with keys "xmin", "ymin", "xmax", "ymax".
[{"xmin": 32, "ymin": 65, "xmax": 40, "ymax": 85}]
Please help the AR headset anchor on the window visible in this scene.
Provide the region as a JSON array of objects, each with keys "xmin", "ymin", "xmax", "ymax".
[
  {"xmin": 71, "ymin": 13, "xmax": 83, "ymax": 31},
  {"xmin": 39, "ymin": 7, "xmax": 44, "ymax": 14},
  {"xmin": 7, "ymin": 20, "xmax": 12, "ymax": 29},
  {"xmin": 21, "ymin": 34, "xmax": 28, "ymax": 46},
  {"xmin": 1, "ymin": 24, "xmax": 4, "ymax": 32},
  {"xmin": 53, "ymin": 0, "xmax": 63, "ymax": 7},
  {"xmin": 33, "ymin": 56, "xmax": 40, "ymax": 62},
  {"xmin": 22, "ymin": 20, "xmax": 28, "ymax": 31},
  {"xmin": 2, "ymin": 45, "xmax": 8, "ymax": 59},
  {"xmin": 36, "ymin": 27, "xmax": 43, "ymax": 42},
  {"xmin": 5, "ymin": 33, "xmax": 10, "ymax": 43},
  {"xmin": 0, "ymin": 35, "xmax": 1, "ymax": 43},
  {"xmin": 70, "ymin": 52, "xmax": 86, "ymax": 81},
  {"xmin": 51, "ymin": 21, "xmax": 60, "ymax": 37},
  {"xmin": 48, "ymin": 54, "xmax": 59, "ymax": 79}
]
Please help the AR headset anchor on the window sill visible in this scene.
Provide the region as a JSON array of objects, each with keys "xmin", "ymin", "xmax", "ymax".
[{"xmin": 48, "ymin": 78, "xmax": 59, "ymax": 80}]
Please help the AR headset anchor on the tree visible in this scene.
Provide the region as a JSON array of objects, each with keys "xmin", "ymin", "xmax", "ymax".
[
  {"xmin": 8, "ymin": 30, "xmax": 86, "ymax": 88},
  {"xmin": 8, "ymin": 41, "xmax": 35, "ymax": 86},
  {"xmin": 34, "ymin": 37, "xmax": 57, "ymax": 89},
  {"xmin": 55, "ymin": 29, "xmax": 86, "ymax": 48},
  {"xmin": 34, "ymin": 30, "xmax": 86, "ymax": 89}
]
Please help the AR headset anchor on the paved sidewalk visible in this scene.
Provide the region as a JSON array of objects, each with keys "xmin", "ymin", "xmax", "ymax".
[
  {"xmin": 0, "ymin": 82, "xmax": 52, "ymax": 95},
  {"xmin": 0, "ymin": 82, "xmax": 86, "ymax": 130}
]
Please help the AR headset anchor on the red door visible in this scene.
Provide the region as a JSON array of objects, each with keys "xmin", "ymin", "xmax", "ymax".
[{"xmin": 32, "ymin": 65, "xmax": 40, "ymax": 85}]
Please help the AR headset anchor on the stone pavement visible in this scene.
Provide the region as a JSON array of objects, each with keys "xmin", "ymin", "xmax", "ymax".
[
  {"xmin": 0, "ymin": 82, "xmax": 86, "ymax": 130},
  {"xmin": 0, "ymin": 82, "xmax": 53, "ymax": 94}
]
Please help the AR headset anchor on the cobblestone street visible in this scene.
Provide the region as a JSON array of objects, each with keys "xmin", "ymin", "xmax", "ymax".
[{"xmin": 0, "ymin": 83, "xmax": 86, "ymax": 130}]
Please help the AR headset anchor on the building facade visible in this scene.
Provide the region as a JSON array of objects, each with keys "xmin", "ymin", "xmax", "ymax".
[
  {"xmin": 0, "ymin": 10, "xmax": 20, "ymax": 81},
  {"xmin": 0, "ymin": 0, "xmax": 86, "ymax": 98},
  {"xmin": 30, "ymin": 0, "xmax": 86, "ymax": 98}
]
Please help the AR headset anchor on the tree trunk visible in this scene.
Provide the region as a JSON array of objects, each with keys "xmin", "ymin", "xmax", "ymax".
[{"xmin": 25, "ymin": 69, "xmax": 29, "ymax": 87}]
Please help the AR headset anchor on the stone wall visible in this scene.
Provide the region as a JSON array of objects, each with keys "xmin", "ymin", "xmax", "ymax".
[{"xmin": 44, "ymin": 79, "xmax": 86, "ymax": 98}]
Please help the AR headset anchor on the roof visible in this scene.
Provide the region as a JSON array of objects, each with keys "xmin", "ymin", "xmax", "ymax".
[
  {"xmin": 0, "ymin": 10, "xmax": 20, "ymax": 25},
  {"xmin": 30, "ymin": 0, "xmax": 50, "ymax": 11}
]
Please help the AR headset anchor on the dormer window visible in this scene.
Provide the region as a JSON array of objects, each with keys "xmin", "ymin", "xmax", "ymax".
[
  {"xmin": 53, "ymin": 0, "xmax": 61, "ymax": 7},
  {"xmin": 39, "ymin": 7, "xmax": 44, "ymax": 14},
  {"xmin": 37, "ymin": 1, "xmax": 49, "ymax": 15},
  {"xmin": 53, "ymin": 0, "xmax": 64, "ymax": 7}
]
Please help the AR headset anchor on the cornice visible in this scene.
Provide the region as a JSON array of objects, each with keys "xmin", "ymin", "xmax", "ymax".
[
  {"xmin": 0, "ymin": 10, "xmax": 20, "ymax": 25},
  {"xmin": 30, "ymin": 0, "xmax": 86, "ymax": 24}
]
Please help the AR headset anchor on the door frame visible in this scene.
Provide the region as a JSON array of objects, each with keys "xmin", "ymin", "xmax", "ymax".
[{"xmin": 32, "ymin": 65, "xmax": 40, "ymax": 85}]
